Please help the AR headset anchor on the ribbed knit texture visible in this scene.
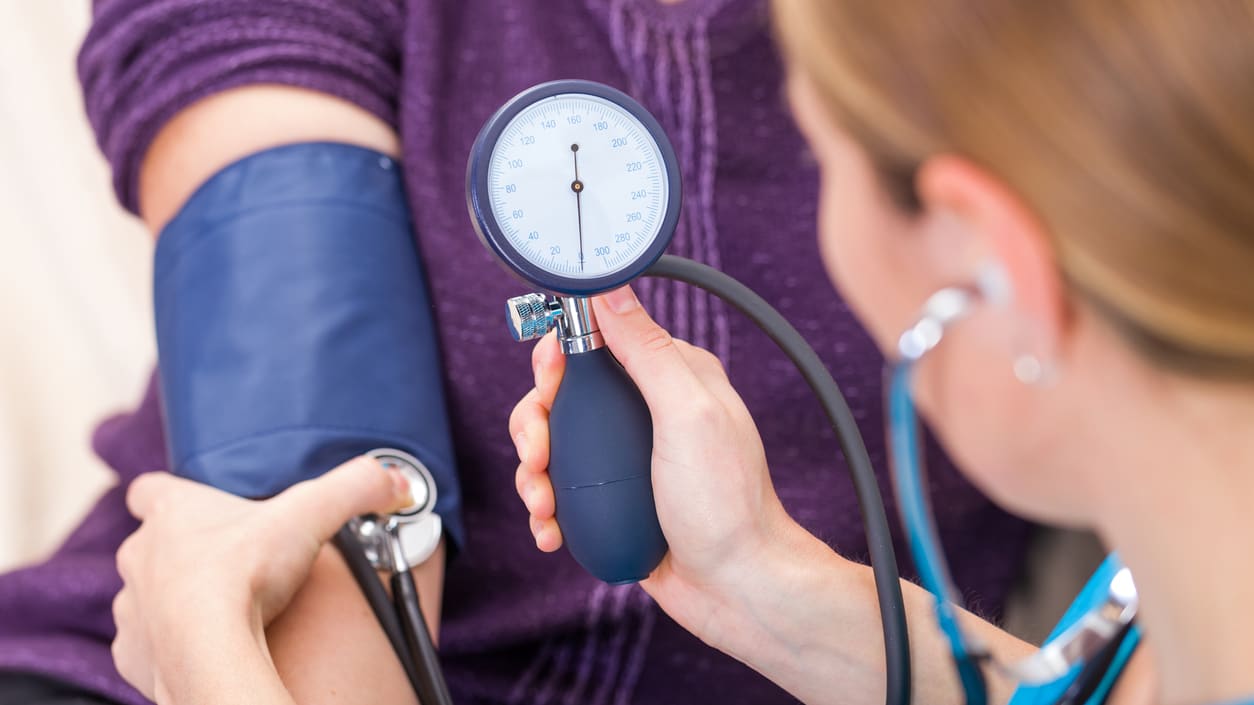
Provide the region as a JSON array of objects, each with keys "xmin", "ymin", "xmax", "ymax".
[
  {"xmin": 79, "ymin": 0, "xmax": 404, "ymax": 212},
  {"xmin": 0, "ymin": 2, "xmax": 1034, "ymax": 704}
]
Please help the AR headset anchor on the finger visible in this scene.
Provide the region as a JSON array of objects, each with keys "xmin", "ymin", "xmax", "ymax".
[
  {"xmin": 110, "ymin": 589, "xmax": 155, "ymax": 700},
  {"xmin": 592, "ymin": 285, "xmax": 706, "ymax": 412},
  {"xmin": 111, "ymin": 589, "xmax": 129, "ymax": 632},
  {"xmin": 514, "ymin": 462, "xmax": 530, "ymax": 499},
  {"xmin": 508, "ymin": 391, "xmax": 551, "ymax": 471},
  {"xmin": 508, "ymin": 389, "xmax": 552, "ymax": 469},
  {"xmin": 515, "ymin": 464, "xmax": 556, "ymax": 520},
  {"xmin": 531, "ymin": 330, "xmax": 565, "ymax": 405},
  {"xmin": 115, "ymin": 533, "xmax": 140, "ymax": 582},
  {"xmin": 673, "ymin": 339, "xmax": 728, "ymax": 389},
  {"xmin": 273, "ymin": 456, "xmax": 413, "ymax": 542},
  {"xmin": 672, "ymin": 340, "xmax": 750, "ymax": 417},
  {"xmin": 125, "ymin": 471, "xmax": 190, "ymax": 520},
  {"xmin": 508, "ymin": 387, "xmax": 542, "ymax": 441},
  {"xmin": 530, "ymin": 516, "xmax": 564, "ymax": 552}
]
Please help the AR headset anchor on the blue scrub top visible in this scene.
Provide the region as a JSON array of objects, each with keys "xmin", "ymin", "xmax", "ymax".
[
  {"xmin": 1007, "ymin": 556, "xmax": 1254, "ymax": 705},
  {"xmin": 1007, "ymin": 555, "xmax": 1140, "ymax": 705}
]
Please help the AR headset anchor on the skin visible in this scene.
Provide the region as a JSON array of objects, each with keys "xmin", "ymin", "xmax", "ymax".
[{"xmin": 112, "ymin": 8, "xmax": 1254, "ymax": 705}]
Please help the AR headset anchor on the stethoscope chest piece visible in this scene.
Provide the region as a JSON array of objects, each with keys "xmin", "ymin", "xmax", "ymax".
[
  {"xmin": 340, "ymin": 449, "xmax": 455, "ymax": 705},
  {"xmin": 350, "ymin": 448, "xmax": 443, "ymax": 572}
]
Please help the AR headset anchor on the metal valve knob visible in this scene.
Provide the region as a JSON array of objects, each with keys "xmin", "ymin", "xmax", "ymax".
[{"xmin": 506, "ymin": 293, "xmax": 560, "ymax": 342}]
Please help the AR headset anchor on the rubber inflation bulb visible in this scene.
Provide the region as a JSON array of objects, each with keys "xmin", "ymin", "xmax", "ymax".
[{"xmin": 547, "ymin": 347, "xmax": 667, "ymax": 584}]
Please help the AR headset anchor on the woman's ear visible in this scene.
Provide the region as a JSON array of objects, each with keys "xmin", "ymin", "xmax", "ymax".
[{"xmin": 915, "ymin": 154, "xmax": 1070, "ymax": 373}]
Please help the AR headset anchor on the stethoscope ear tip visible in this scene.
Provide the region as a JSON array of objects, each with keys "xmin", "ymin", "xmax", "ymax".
[
  {"xmin": 897, "ymin": 286, "xmax": 979, "ymax": 361},
  {"xmin": 975, "ymin": 261, "xmax": 1013, "ymax": 308}
]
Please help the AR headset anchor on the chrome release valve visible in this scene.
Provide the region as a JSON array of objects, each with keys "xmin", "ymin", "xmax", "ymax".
[
  {"xmin": 507, "ymin": 293, "xmax": 563, "ymax": 342},
  {"xmin": 505, "ymin": 293, "xmax": 605, "ymax": 355}
]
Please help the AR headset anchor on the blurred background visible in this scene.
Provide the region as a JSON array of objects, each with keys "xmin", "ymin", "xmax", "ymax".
[{"xmin": 0, "ymin": 1, "xmax": 154, "ymax": 572}]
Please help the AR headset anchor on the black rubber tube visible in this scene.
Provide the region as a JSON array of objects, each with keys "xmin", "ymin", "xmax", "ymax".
[
  {"xmin": 391, "ymin": 569, "xmax": 455, "ymax": 705},
  {"xmin": 331, "ymin": 528, "xmax": 424, "ymax": 695},
  {"xmin": 645, "ymin": 254, "xmax": 912, "ymax": 705}
]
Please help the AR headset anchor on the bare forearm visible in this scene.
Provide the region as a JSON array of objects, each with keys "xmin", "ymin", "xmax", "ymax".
[
  {"xmin": 266, "ymin": 542, "xmax": 446, "ymax": 704},
  {"xmin": 712, "ymin": 524, "xmax": 1031, "ymax": 705},
  {"xmin": 152, "ymin": 544, "xmax": 443, "ymax": 705}
]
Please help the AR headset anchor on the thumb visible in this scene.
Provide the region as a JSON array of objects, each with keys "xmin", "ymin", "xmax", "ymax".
[
  {"xmin": 273, "ymin": 456, "xmax": 413, "ymax": 542},
  {"xmin": 593, "ymin": 285, "xmax": 705, "ymax": 412}
]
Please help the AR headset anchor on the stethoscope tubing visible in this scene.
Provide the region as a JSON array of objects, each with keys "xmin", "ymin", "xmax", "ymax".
[{"xmin": 333, "ymin": 525, "xmax": 455, "ymax": 705}]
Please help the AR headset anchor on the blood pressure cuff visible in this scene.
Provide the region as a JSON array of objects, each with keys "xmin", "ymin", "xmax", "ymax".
[{"xmin": 154, "ymin": 142, "xmax": 465, "ymax": 553}]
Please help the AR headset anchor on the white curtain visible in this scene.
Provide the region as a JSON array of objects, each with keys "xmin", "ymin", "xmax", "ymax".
[{"xmin": 0, "ymin": 1, "xmax": 154, "ymax": 571}]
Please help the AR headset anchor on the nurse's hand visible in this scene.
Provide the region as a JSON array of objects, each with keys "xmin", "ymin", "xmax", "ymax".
[
  {"xmin": 509, "ymin": 285, "xmax": 803, "ymax": 644},
  {"xmin": 111, "ymin": 457, "xmax": 413, "ymax": 703}
]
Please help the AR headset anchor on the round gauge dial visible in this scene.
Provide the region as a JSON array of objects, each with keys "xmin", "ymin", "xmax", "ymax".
[{"xmin": 467, "ymin": 80, "xmax": 681, "ymax": 296}]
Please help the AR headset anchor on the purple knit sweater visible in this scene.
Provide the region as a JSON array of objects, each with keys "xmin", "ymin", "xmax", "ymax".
[{"xmin": 0, "ymin": 1, "xmax": 1032, "ymax": 703}]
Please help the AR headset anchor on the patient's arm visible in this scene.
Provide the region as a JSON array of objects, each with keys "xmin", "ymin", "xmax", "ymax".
[
  {"xmin": 140, "ymin": 86, "xmax": 438, "ymax": 704},
  {"xmin": 266, "ymin": 543, "xmax": 445, "ymax": 704}
]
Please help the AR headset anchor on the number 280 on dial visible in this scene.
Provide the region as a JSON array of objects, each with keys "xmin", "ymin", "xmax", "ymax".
[{"xmin": 467, "ymin": 80, "xmax": 681, "ymax": 296}]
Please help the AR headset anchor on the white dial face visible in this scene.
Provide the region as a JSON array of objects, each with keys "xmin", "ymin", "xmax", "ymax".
[{"xmin": 487, "ymin": 93, "xmax": 670, "ymax": 279}]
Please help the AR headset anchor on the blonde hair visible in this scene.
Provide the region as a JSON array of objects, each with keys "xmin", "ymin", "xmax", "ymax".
[{"xmin": 773, "ymin": 0, "xmax": 1254, "ymax": 377}]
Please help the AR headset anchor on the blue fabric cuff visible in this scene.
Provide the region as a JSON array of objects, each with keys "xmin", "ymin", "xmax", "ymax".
[{"xmin": 153, "ymin": 142, "xmax": 465, "ymax": 554}]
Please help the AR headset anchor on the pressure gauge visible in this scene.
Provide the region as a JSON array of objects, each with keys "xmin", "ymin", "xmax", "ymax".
[{"xmin": 467, "ymin": 80, "xmax": 682, "ymax": 296}]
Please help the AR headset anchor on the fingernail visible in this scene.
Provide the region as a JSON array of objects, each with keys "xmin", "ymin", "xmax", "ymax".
[
  {"xmin": 389, "ymin": 470, "xmax": 414, "ymax": 507},
  {"xmin": 603, "ymin": 285, "xmax": 639, "ymax": 314},
  {"xmin": 515, "ymin": 432, "xmax": 529, "ymax": 464}
]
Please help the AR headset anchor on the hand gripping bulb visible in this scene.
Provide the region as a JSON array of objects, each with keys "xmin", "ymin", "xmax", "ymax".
[{"xmin": 505, "ymin": 293, "xmax": 667, "ymax": 584}]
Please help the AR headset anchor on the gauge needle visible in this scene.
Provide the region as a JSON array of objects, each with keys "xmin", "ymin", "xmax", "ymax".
[{"xmin": 570, "ymin": 143, "xmax": 585, "ymax": 272}]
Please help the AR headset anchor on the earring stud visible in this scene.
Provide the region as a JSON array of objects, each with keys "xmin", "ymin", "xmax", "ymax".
[
  {"xmin": 1014, "ymin": 355, "xmax": 1043, "ymax": 384},
  {"xmin": 1013, "ymin": 354, "xmax": 1059, "ymax": 386}
]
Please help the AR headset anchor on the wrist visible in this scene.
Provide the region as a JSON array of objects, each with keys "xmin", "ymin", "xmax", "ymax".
[
  {"xmin": 708, "ymin": 515, "xmax": 847, "ymax": 660},
  {"xmin": 708, "ymin": 521, "xmax": 892, "ymax": 705}
]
